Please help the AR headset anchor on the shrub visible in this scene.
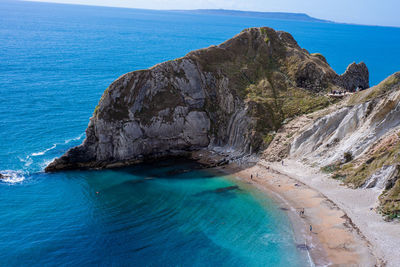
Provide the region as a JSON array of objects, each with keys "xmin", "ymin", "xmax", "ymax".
[
  {"xmin": 321, "ymin": 164, "xmax": 338, "ymax": 173},
  {"xmin": 263, "ymin": 133, "xmax": 275, "ymax": 145},
  {"xmin": 344, "ymin": 151, "xmax": 353, "ymax": 163}
]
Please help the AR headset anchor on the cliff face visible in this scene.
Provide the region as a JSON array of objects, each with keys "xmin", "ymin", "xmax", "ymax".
[
  {"xmin": 46, "ymin": 27, "xmax": 367, "ymax": 171},
  {"xmin": 288, "ymin": 72, "xmax": 400, "ymax": 217}
]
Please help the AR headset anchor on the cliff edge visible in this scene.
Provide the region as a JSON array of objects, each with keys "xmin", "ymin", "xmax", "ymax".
[{"xmin": 46, "ymin": 27, "xmax": 368, "ymax": 171}]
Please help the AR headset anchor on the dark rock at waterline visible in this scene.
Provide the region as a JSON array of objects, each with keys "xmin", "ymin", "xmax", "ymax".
[{"xmin": 0, "ymin": 173, "xmax": 9, "ymax": 180}]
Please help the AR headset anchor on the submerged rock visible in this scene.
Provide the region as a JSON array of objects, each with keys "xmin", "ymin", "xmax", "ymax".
[
  {"xmin": 195, "ymin": 185, "xmax": 240, "ymax": 196},
  {"xmin": 46, "ymin": 27, "xmax": 368, "ymax": 171},
  {"xmin": 214, "ymin": 186, "xmax": 240, "ymax": 193}
]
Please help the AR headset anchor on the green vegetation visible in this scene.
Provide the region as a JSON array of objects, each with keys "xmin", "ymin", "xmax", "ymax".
[
  {"xmin": 263, "ymin": 132, "xmax": 275, "ymax": 145},
  {"xmin": 260, "ymin": 27, "xmax": 268, "ymax": 35},
  {"xmin": 379, "ymin": 178, "xmax": 400, "ymax": 219},
  {"xmin": 281, "ymin": 88, "xmax": 331, "ymax": 117},
  {"xmin": 348, "ymin": 72, "xmax": 400, "ymax": 106},
  {"xmin": 338, "ymin": 135, "xmax": 400, "ymax": 187},
  {"xmin": 311, "ymin": 53, "xmax": 328, "ymax": 64},
  {"xmin": 321, "ymin": 164, "xmax": 339, "ymax": 173},
  {"xmin": 260, "ymin": 28, "xmax": 270, "ymax": 44},
  {"xmin": 328, "ymin": 132, "xmax": 400, "ymax": 218},
  {"xmin": 244, "ymin": 76, "xmax": 332, "ymax": 149}
]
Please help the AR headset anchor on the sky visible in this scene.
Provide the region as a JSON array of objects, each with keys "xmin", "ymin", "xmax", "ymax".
[{"xmin": 27, "ymin": 0, "xmax": 400, "ymax": 27}]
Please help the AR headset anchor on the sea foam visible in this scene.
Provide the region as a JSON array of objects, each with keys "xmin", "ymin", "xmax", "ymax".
[{"xmin": 0, "ymin": 170, "xmax": 25, "ymax": 184}]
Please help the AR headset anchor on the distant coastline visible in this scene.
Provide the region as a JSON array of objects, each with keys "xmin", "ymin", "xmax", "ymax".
[
  {"xmin": 168, "ymin": 9, "xmax": 331, "ymax": 23},
  {"xmin": 23, "ymin": 1, "xmax": 400, "ymax": 27}
]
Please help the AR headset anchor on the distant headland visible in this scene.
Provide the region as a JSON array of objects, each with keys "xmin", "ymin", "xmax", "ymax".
[{"xmin": 168, "ymin": 9, "xmax": 331, "ymax": 23}]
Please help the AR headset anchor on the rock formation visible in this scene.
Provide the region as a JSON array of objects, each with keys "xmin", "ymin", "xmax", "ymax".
[
  {"xmin": 288, "ymin": 72, "xmax": 400, "ymax": 217},
  {"xmin": 335, "ymin": 62, "xmax": 369, "ymax": 91},
  {"xmin": 46, "ymin": 27, "xmax": 368, "ymax": 171}
]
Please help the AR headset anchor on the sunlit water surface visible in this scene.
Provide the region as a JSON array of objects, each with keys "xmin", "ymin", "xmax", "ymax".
[{"xmin": 1, "ymin": 0, "xmax": 399, "ymax": 265}]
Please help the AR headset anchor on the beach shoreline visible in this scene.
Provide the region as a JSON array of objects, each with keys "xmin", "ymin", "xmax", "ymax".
[{"xmin": 217, "ymin": 160, "xmax": 382, "ymax": 266}]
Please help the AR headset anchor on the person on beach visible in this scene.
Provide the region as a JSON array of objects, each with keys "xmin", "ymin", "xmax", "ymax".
[
  {"xmin": 281, "ymin": 160, "xmax": 284, "ymax": 166},
  {"xmin": 309, "ymin": 225, "xmax": 312, "ymax": 232},
  {"xmin": 251, "ymin": 174, "xmax": 253, "ymax": 180}
]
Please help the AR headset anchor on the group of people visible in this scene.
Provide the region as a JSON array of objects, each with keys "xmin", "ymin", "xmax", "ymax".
[
  {"xmin": 330, "ymin": 90, "xmax": 347, "ymax": 95},
  {"xmin": 299, "ymin": 208, "xmax": 313, "ymax": 232},
  {"xmin": 299, "ymin": 208, "xmax": 305, "ymax": 217},
  {"xmin": 330, "ymin": 85, "xmax": 366, "ymax": 96}
]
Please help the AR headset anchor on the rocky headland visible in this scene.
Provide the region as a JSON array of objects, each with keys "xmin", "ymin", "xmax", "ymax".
[
  {"xmin": 46, "ymin": 27, "xmax": 368, "ymax": 171},
  {"xmin": 46, "ymin": 27, "xmax": 400, "ymax": 265}
]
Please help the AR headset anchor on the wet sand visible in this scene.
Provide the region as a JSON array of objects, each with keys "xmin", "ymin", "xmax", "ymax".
[{"xmin": 220, "ymin": 161, "xmax": 379, "ymax": 266}]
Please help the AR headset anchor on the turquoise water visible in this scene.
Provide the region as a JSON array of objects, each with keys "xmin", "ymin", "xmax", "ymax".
[
  {"xmin": 0, "ymin": 159, "xmax": 307, "ymax": 266},
  {"xmin": 1, "ymin": 0, "xmax": 399, "ymax": 265}
]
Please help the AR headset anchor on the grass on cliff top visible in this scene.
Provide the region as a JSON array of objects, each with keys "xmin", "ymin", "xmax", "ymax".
[
  {"xmin": 348, "ymin": 72, "xmax": 400, "ymax": 106},
  {"xmin": 245, "ymin": 78, "xmax": 332, "ymax": 120},
  {"xmin": 244, "ymin": 76, "xmax": 334, "ymax": 149},
  {"xmin": 310, "ymin": 53, "xmax": 328, "ymax": 64}
]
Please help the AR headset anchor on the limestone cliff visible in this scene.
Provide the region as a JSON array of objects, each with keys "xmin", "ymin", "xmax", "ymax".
[
  {"xmin": 286, "ymin": 72, "xmax": 400, "ymax": 218},
  {"xmin": 46, "ymin": 27, "xmax": 367, "ymax": 171}
]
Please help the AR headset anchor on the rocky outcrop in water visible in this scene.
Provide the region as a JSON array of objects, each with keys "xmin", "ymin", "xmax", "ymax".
[{"xmin": 46, "ymin": 27, "xmax": 368, "ymax": 172}]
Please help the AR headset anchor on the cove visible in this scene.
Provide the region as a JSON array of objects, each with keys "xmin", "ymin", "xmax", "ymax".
[{"xmin": 0, "ymin": 159, "xmax": 309, "ymax": 266}]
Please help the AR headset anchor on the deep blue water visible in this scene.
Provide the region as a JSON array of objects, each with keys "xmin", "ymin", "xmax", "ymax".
[{"xmin": 0, "ymin": 0, "xmax": 399, "ymax": 265}]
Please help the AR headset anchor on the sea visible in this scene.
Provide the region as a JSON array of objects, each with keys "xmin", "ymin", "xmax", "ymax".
[{"xmin": 0, "ymin": 0, "xmax": 399, "ymax": 266}]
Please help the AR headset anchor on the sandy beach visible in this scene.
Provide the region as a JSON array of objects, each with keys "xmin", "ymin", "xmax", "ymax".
[{"xmin": 221, "ymin": 159, "xmax": 393, "ymax": 266}]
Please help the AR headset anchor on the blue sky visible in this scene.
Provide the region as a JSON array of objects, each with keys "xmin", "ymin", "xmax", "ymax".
[{"xmin": 28, "ymin": 0, "xmax": 400, "ymax": 27}]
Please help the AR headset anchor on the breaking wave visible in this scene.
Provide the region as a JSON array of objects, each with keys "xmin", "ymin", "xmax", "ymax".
[
  {"xmin": 0, "ymin": 170, "xmax": 25, "ymax": 184},
  {"xmin": 31, "ymin": 144, "xmax": 57, "ymax": 157},
  {"xmin": 4, "ymin": 133, "xmax": 86, "ymax": 184}
]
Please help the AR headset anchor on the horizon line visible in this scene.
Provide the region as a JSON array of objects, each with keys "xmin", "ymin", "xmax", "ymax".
[{"xmin": 21, "ymin": 0, "xmax": 400, "ymax": 29}]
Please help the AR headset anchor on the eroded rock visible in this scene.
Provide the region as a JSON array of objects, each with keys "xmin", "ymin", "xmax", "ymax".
[{"xmin": 46, "ymin": 27, "xmax": 368, "ymax": 171}]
